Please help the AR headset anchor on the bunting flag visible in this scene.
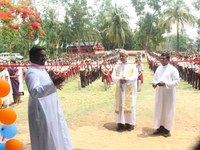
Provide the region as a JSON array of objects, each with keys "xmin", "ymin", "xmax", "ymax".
[
  {"xmin": 43, "ymin": 41, "xmax": 46, "ymax": 46},
  {"xmin": 60, "ymin": 42, "xmax": 64, "ymax": 49},
  {"xmin": 10, "ymin": 43, "xmax": 12, "ymax": 53},
  {"xmin": 56, "ymin": 43, "xmax": 59, "ymax": 49},
  {"xmin": 52, "ymin": 40, "xmax": 54, "ymax": 48},
  {"xmin": 39, "ymin": 40, "xmax": 43, "ymax": 46},
  {"xmin": 65, "ymin": 43, "xmax": 69, "ymax": 49},
  {"xmin": 34, "ymin": 37, "xmax": 39, "ymax": 45}
]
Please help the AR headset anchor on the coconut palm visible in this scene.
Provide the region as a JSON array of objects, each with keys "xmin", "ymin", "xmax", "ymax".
[
  {"xmin": 104, "ymin": 4, "xmax": 129, "ymax": 49},
  {"xmin": 160, "ymin": 0, "xmax": 196, "ymax": 51}
]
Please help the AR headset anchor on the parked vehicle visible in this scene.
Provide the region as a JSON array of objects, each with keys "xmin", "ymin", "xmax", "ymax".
[
  {"xmin": 0, "ymin": 53, "xmax": 16, "ymax": 62},
  {"xmin": 13, "ymin": 53, "xmax": 23, "ymax": 60}
]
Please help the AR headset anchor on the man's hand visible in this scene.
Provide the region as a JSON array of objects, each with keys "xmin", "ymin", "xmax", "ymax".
[
  {"xmin": 156, "ymin": 81, "xmax": 165, "ymax": 86},
  {"xmin": 152, "ymin": 83, "xmax": 157, "ymax": 88},
  {"xmin": 120, "ymin": 77, "xmax": 126, "ymax": 84},
  {"xmin": 53, "ymin": 77, "xmax": 66, "ymax": 87}
]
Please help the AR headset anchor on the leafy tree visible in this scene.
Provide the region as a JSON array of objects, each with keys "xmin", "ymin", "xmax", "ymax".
[
  {"xmin": 123, "ymin": 29, "xmax": 135, "ymax": 50},
  {"xmin": 133, "ymin": 13, "xmax": 164, "ymax": 50},
  {"xmin": 193, "ymin": 0, "xmax": 200, "ymax": 50},
  {"xmin": 0, "ymin": 0, "xmax": 44, "ymax": 56},
  {"xmin": 131, "ymin": 0, "xmax": 166, "ymax": 50},
  {"xmin": 65, "ymin": 0, "xmax": 95, "ymax": 53},
  {"xmin": 103, "ymin": 4, "xmax": 130, "ymax": 49},
  {"xmin": 161, "ymin": 34, "xmax": 190, "ymax": 51},
  {"xmin": 95, "ymin": 0, "xmax": 114, "ymax": 50},
  {"xmin": 132, "ymin": 30, "xmax": 146, "ymax": 50},
  {"xmin": 160, "ymin": 0, "xmax": 196, "ymax": 51},
  {"xmin": 40, "ymin": 8, "xmax": 62, "ymax": 56},
  {"xmin": 130, "ymin": 0, "xmax": 145, "ymax": 16}
]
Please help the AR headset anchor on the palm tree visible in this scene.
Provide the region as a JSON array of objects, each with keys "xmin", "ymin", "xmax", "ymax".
[
  {"xmin": 160, "ymin": 0, "xmax": 195, "ymax": 51},
  {"xmin": 104, "ymin": 4, "xmax": 129, "ymax": 49}
]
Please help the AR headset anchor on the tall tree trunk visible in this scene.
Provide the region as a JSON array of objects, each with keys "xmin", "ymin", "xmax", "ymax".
[{"xmin": 77, "ymin": 36, "xmax": 81, "ymax": 52}]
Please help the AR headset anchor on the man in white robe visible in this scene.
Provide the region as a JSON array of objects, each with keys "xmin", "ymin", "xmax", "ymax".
[
  {"xmin": 152, "ymin": 52, "xmax": 180, "ymax": 137},
  {"xmin": 25, "ymin": 45, "xmax": 73, "ymax": 150},
  {"xmin": 112, "ymin": 49, "xmax": 138, "ymax": 132},
  {"xmin": 18, "ymin": 64, "xmax": 25, "ymax": 96}
]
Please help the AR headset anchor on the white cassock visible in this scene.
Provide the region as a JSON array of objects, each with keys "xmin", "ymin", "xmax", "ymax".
[
  {"xmin": 153, "ymin": 64, "xmax": 180, "ymax": 130},
  {"xmin": 112, "ymin": 61, "xmax": 138, "ymax": 125},
  {"xmin": 0, "ymin": 69, "xmax": 14, "ymax": 106},
  {"xmin": 25, "ymin": 63, "xmax": 73, "ymax": 150}
]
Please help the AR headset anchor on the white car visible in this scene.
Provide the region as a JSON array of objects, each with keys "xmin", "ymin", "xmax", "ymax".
[
  {"xmin": 0, "ymin": 53, "xmax": 16, "ymax": 62},
  {"xmin": 13, "ymin": 53, "xmax": 23, "ymax": 60}
]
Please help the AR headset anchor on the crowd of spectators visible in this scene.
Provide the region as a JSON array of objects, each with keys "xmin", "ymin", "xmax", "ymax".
[
  {"xmin": 0, "ymin": 51, "xmax": 119, "ymax": 108},
  {"xmin": 1, "ymin": 49, "xmax": 199, "ymax": 109}
]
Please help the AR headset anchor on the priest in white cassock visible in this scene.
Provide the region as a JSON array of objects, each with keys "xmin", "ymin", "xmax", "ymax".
[
  {"xmin": 112, "ymin": 49, "xmax": 138, "ymax": 132},
  {"xmin": 25, "ymin": 45, "xmax": 73, "ymax": 150},
  {"xmin": 152, "ymin": 52, "xmax": 180, "ymax": 137}
]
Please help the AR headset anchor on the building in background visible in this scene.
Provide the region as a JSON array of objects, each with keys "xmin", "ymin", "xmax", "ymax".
[{"xmin": 67, "ymin": 42, "xmax": 104, "ymax": 55}]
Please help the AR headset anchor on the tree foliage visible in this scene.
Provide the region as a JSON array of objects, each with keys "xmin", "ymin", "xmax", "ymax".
[
  {"xmin": 161, "ymin": 34, "xmax": 190, "ymax": 51},
  {"xmin": 0, "ymin": 0, "xmax": 44, "ymax": 55},
  {"xmin": 160, "ymin": 0, "xmax": 196, "ymax": 51},
  {"xmin": 103, "ymin": 4, "xmax": 130, "ymax": 49},
  {"xmin": 0, "ymin": 0, "xmax": 199, "ymax": 57}
]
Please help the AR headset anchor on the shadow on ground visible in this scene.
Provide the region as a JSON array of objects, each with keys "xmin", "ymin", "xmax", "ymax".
[
  {"xmin": 103, "ymin": 122, "xmax": 116, "ymax": 131},
  {"xmin": 137, "ymin": 127, "xmax": 154, "ymax": 138}
]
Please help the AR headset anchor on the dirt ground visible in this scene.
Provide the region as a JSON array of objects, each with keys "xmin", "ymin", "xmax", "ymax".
[{"xmin": 16, "ymin": 89, "xmax": 199, "ymax": 150}]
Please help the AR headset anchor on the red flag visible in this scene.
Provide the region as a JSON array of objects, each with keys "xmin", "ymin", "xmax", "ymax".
[
  {"xmin": 10, "ymin": 43, "xmax": 12, "ymax": 53},
  {"xmin": 52, "ymin": 40, "xmax": 54, "ymax": 48}
]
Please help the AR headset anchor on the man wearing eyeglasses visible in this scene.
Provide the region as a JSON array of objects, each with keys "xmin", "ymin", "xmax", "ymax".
[{"xmin": 152, "ymin": 52, "xmax": 180, "ymax": 137}]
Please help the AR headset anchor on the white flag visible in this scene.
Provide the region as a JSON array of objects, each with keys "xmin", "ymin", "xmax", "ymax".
[{"xmin": 34, "ymin": 38, "xmax": 39, "ymax": 45}]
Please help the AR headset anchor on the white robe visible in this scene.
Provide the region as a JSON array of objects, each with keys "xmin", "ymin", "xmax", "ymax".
[
  {"xmin": 0, "ymin": 69, "xmax": 14, "ymax": 106},
  {"xmin": 112, "ymin": 61, "xmax": 138, "ymax": 125},
  {"xmin": 25, "ymin": 63, "xmax": 73, "ymax": 150},
  {"xmin": 18, "ymin": 67, "xmax": 24, "ymax": 93},
  {"xmin": 153, "ymin": 64, "xmax": 180, "ymax": 130}
]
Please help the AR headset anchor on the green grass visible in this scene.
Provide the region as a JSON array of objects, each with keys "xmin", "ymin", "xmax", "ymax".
[{"xmin": 58, "ymin": 77, "xmax": 114, "ymax": 121}]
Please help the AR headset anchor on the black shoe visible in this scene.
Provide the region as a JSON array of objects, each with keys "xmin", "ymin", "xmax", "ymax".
[
  {"xmin": 153, "ymin": 129, "xmax": 162, "ymax": 135},
  {"xmin": 162, "ymin": 132, "xmax": 171, "ymax": 137},
  {"xmin": 125, "ymin": 124, "xmax": 134, "ymax": 131},
  {"xmin": 116, "ymin": 123, "xmax": 125, "ymax": 132},
  {"xmin": 153, "ymin": 126, "xmax": 164, "ymax": 135},
  {"xmin": 162, "ymin": 128, "xmax": 171, "ymax": 137}
]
